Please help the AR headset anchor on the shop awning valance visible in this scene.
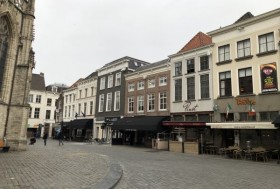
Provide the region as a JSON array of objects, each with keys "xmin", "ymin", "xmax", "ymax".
[
  {"xmin": 206, "ymin": 122, "xmax": 276, "ymax": 129},
  {"xmin": 162, "ymin": 121, "xmax": 206, "ymax": 127},
  {"xmin": 69, "ymin": 119, "xmax": 93, "ymax": 129},
  {"xmin": 111, "ymin": 116, "xmax": 168, "ymax": 131}
]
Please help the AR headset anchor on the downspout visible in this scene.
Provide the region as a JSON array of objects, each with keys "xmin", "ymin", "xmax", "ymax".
[{"xmin": 3, "ymin": 8, "xmax": 24, "ymax": 144}]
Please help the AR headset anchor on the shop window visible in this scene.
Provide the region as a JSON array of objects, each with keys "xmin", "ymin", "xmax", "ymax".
[
  {"xmin": 259, "ymin": 111, "xmax": 278, "ymax": 121},
  {"xmin": 77, "ymin": 129, "xmax": 82, "ymax": 137},
  {"xmin": 185, "ymin": 115, "xmax": 197, "ymax": 122},
  {"xmin": 239, "ymin": 112, "xmax": 256, "ymax": 121}
]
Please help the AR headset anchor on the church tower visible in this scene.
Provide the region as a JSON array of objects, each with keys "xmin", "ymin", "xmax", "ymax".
[{"xmin": 0, "ymin": 0, "xmax": 35, "ymax": 150}]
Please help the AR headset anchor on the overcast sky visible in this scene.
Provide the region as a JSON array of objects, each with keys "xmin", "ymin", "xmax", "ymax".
[{"xmin": 33, "ymin": 0, "xmax": 279, "ymax": 86}]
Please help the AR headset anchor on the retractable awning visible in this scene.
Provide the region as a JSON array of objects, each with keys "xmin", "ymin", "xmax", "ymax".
[
  {"xmin": 206, "ymin": 122, "xmax": 276, "ymax": 129},
  {"xmin": 111, "ymin": 116, "xmax": 168, "ymax": 131},
  {"xmin": 162, "ymin": 121, "xmax": 206, "ymax": 127},
  {"xmin": 69, "ymin": 119, "xmax": 93, "ymax": 129}
]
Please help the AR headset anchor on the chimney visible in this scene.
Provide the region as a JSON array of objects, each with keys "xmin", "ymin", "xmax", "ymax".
[{"xmin": 39, "ymin": 72, "xmax": 44, "ymax": 77}]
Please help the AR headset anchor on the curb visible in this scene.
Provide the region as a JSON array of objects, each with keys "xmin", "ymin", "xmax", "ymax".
[{"xmin": 94, "ymin": 158, "xmax": 123, "ymax": 189}]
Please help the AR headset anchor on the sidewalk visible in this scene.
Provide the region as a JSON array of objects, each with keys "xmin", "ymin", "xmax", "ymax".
[{"xmin": 0, "ymin": 139, "xmax": 122, "ymax": 189}]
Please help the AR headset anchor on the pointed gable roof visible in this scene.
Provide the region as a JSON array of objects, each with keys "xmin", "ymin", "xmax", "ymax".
[
  {"xmin": 177, "ymin": 32, "xmax": 212, "ymax": 54},
  {"xmin": 234, "ymin": 12, "xmax": 254, "ymax": 24}
]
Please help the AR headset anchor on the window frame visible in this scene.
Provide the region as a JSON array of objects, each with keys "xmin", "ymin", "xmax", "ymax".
[
  {"xmin": 137, "ymin": 95, "xmax": 144, "ymax": 112},
  {"xmin": 200, "ymin": 55, "xmax": 209, "ymax": 71},
  {"xmin": 218, "ymin": 44, "xmax": 230, "ymax": 62},
  {"xmin": 147, "ymin": 93, "xmax": 155, "ymax": 111},
  {"xmin": 219, "ymin": 71, "xmax": 232, "ymax": 97},
  {"xmin": 258, "ymin": 32, "xmax": 275, "ymax": 53},
  {"xmin": 187, "ymin": 58, "xmax": 195, "ymax": 74},
  {"xmin": 187, "ymin": 77, "xmax": 195, "ymax": 100},
  {"xmin": 200, "ymin": 74, "xmax": 209, "ymax": 99},
  {"xmin": 115, "ymin": 72, "xmax": 121, "ymax": 86},
  {"xmin": 106, "ymin": 93, "xmax": 112, "ymax": 112},
  {"xmin": 159, "ymin": 92, "xmax": 167, "ymax": 110},
  {"xmin": 98, "ymin": 94, "xmax": 104, "ymax": 112},
  {"xmin": 128, "ymin": 96, "xmax": 134, "ymax": 113},
  {"xmin": 175, "ymin": 62, "xmax": 182, "ymax": 76},
  {"xmin": 237, "ymin": 38, "xmax": 251, "ymax": 58},
  {"xmin": 238, "ymin": 67, "xmax": 253, "ymax": 95}
]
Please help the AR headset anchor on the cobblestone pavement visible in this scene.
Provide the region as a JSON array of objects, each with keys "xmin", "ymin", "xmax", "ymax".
[
  {"xmin": 0, "ymin": 139, "xmax": 110, "ymax": 189},
  {"xmin": 1, "ymin": 140, "xmax": 280, "ymax": 189},
  {"xmin": 89, "ymin": 145, "xmax": 280, "ymax": 189}
]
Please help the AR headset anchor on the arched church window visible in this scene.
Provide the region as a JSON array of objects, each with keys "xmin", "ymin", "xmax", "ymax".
[{"xmin": 0, "ymin": 16, "xmax": 9, "ymax": 96}]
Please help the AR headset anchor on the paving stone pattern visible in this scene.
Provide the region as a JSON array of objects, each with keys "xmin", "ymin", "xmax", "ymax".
[
  {"xmin": 0, "ymin": 140, "xmax": 109, "ymax": 189},
  {"xmin": 1, "ymin": 140, "xmax": 280, "ymax": 189}
]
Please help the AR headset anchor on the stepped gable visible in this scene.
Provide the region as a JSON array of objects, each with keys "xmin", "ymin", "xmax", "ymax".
[
  {"xmin": 177, "ymin": 32, "xmax": 212, "ymax": 54},
  {"xmin": 234, "ymin": 12, "xmax": 254, "ymax": 24}
]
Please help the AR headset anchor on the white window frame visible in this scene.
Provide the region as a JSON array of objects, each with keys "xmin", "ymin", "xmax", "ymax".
[
  {"xmin": 106, "ymin": 93, "xmax": 112, "ymax": 111},
  {"xmin": 128, "ymin": 83, "xmax": 135, "ymax": 92},
  {"xmin": 100, "ymin": 77, "xmax": 106, "ymax": 90},
  {"xmin": 28, "ymin": 94, "xmax": 33, "ymax": 103},
  {"xmin": 159, "ymin": 76, "xmax": 167, "ymax": 86},
  {"xmin": 137, "ymin": 95, "xmax": 144, "ymax": 112},
  {"xmin": 115, "ymin": 72, "xmax": 121, "ymax": 86},
  {"xmin": 147, "ymin": 94, "xmax": 155, "ymax": 111},
  {"xmin": 114, "ymin": 91, "xmax": 120, "ymax": 111},
  {"xmin": 148, "ymin": 79, "xmax": 155, "ymax": 88},
  {"xmin": 159, "ymin": 92, "xmax": 167, "ymax": 110},
  {"xmin": 138, "ymin": 81, "xmax": 144, "ymax": 90},
  {"xmin": 108, "ymin": 75, "xmax": 113, "ymax": 88},
  {"xmin": 128, "ymin": 96, "xmax": 134, "ymax": 113},
  {"xmin": 98, "ymin": 94, "xmax": 104, "ymax": 112}
]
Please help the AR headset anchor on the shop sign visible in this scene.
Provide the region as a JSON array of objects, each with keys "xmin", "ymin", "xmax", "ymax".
[
  {"xmin": 235, "ymin": 98, "xmax": 255, "ymax": 105},
  {"xmin": 183, "ymin": 101, "xmax": 198, "ymax": 111},
  {"xmin": 260, "ymin": 62, "xmax": 278, "ymax": 93}
]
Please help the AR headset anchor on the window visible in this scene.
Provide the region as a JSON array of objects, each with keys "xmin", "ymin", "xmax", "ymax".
[
  {"xmin": 237, "ymin": 39, "xmax": 251, "ymax": 57},
  {"xmin": 108, "ymin": 75, "xmax": 113, "ymax": 88},
  {"xmin": 138, "ymin": 81, "xmax": 144, "ymax": 90},
  {"xmin": 239, "ymin": 67, "xmax": 253, "ymax": 95},
  {"xmin": 239, "ymin": 112, "xmax": 256, "ymax": 122},
  {"xmin": 159, "ymin": 76, "xmax": 167, "ymax": 86},
  {"xmin": 259, "ymin": 32, "xmax": 275, "ymax": 53},
  {"xmin": 35, "ymin": 95, "xmax": 41, "ymax": 103},
  {"xmin": 259, "ymin": 111, "xmax": 278, "ymax": 121},
  {"xmin": 29, "ymin": 107, "xmax": 32, "ymax": 118},
  {"xmin": 106, "ymin": 93, "xmax": 112, "ymax": 111},
  {"xmin": 137, "ymin": 95, "xmax": 144, "ymax": 112},
  {"xmin": 174, "ymin": 79, "xmax": 182, "ymax": 101},
  {"xmin": 200, "ymin": 56, "xmax": 209, "ymax": 71},
  {"xmin": 78, "ymin": 103, "xmax": 81, "ymax": 114},
  {"xmin": 47, "ymin": 98, "xmax": 52, "ymax": 106},
  {"xmin": 52, "ymin": 86, "xmax": 57, "ymax": 93},
  {"xmin": 83, "ymin": 102, "xmax": 87, "ymax": 115},
  {"xmin": 115, "ymin": 72, "xmax": 121, "ymax": 86},
  {"xmin": 187, "ymin": 77, "xmax": 195, "ymax": 100},
  {"xmin": 46, "ymin": 110, "xmax": 51, "ymax": 119},
  {"xmin": 218, "ymin": 45, "xmax": 230, "ymax": 62},
  {"xmin": 65, "ymin": 95, "xmax": 68, "ymax": 103},
  {"xmin": 175, "ymin": 62, "xmax": 182, "ymax": 76},
  {"xmin": 114, "ymin": 91, "xmax": 120, "ymax": 111},
  {"xmin": 73, "ymin": 94, "xmax": 75, "ymax": 101},
  {"xmin": 219, "ymin": 71, "xmax": 232, "ymax": 97},
  {"xmin": 79, "ymin": 90, "xmax": 82, "ymax": 98},
  {"xmin": 187, "ymin": 59, "xmax": 195, "ymax": 73},
  {"xmin": 98, "ymin": 94, "xmax": 104, "ymax": 112},
  {"xmin": 159, "ymin": 92, "xmax": 167, "ymax": 110},
  {"xmin": 72, "ymin": 105, "xmax": 75, "ymax": 117},
  {"xmin": 100, "ymin": 77, "xmax": 106, "ymax": 90},
  {"xmin": 68, "ymin": 105, "xmax": 71, "ymax": 117},
  {"xmin": 200, "ymin": 74, "xmax": 209, "ymax": 99},
  {"xmin": 69, "ymin": 94, "xmax": 72, "ymax": 102},
  {"xmin": 128, "ymin": 83, "xmax": 135, "ymax": 92},
  {"xmin": 90, "ymin": 101, "xmax": 93, "ymax": 115},
  {"xmin": 147, "ymin": 94, "xmax": 155, "ymax": 111},
  {"xmin": 34, "ymin": 108, "xmax": 40, "ymax": 118},
  {"xmin": 64, "ymin": 106, "xmax": 67, "ymax": 118},
  {"xmin": 128, "ymin": 97, "xmax": 134, "ymax": 113},
  {"xmin": 91, "ymin": 87, "xmax": 94, "ymax": 96},
  {"xmin": 148, "ymin": 79, "xmax": 155, "ymax": 88},
  {"xmin": 85, "ymin": 88, "xmax": 88, "ymax": 97},
  {"xmin": 28, "ymin": 94, "xmax": 33, "ymax": 103}
]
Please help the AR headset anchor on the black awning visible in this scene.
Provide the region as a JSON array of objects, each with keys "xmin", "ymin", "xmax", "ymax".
[
  {"xmin": 272, "ymin": 115, "xmax": 280, "ymax": 127},
  {"xmin": 111, "ymin": 116, "xmax": 168, "ymax": 131},
  {"xmin": 70, "ymin": 119, "xmax": 93, "ymax": 129}
]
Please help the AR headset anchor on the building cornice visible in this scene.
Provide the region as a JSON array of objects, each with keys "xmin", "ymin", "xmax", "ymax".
[{"xmin": 208, "ymin": 8, "xmax": 280, "ymax": 36}]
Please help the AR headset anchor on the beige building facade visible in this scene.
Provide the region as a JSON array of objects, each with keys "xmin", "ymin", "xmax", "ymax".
[{"xmin": 208, "ymin": 9, "xmax": 280, "ymax": 148}]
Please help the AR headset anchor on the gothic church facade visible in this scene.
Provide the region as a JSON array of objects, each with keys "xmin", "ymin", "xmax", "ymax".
[{"xmin": 0, "ymin": 0, "xmax": 35, "ymax": 150}]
